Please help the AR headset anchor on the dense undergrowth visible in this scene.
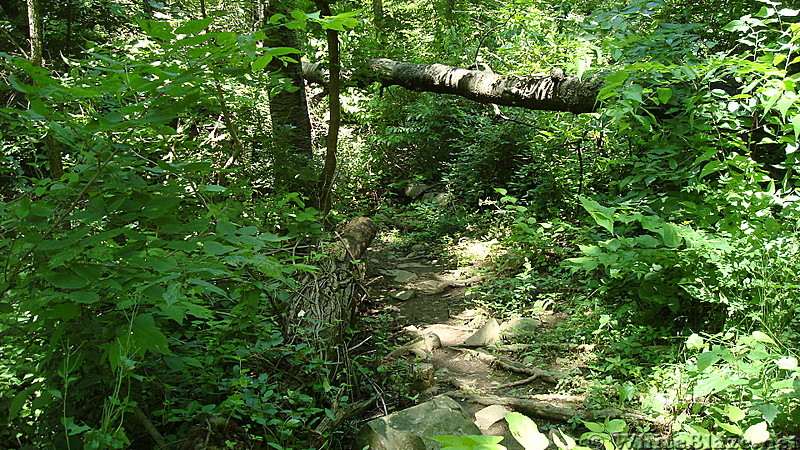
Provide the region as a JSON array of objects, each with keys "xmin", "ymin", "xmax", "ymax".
[{"xmin": 0, "ymin": 0, "xmax": 799, "ymax": 448}]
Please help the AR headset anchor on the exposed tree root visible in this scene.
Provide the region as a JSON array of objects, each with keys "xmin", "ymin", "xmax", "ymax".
[{"xmin": 455, "ymin": 347, "xmax": 567, "ymax": 384}]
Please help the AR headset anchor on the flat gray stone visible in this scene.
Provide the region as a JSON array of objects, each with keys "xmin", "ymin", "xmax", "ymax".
[
  {"xmin": 500, "ymin": 318, "xmax": 541, "ymax": 340},
  {"xmin": 415, "ymin": 280, "xmax": 451, "ymax": 295},
  {"xmin": 355, "ymin": 395, "xmax": 481, "ymax": 450},
  {"xmin": 393, "ymin": 270, "xmax": 419, "ymax": 283}
]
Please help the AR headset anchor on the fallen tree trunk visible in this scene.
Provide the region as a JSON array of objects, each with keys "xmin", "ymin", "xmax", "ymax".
[
  {"xmin": 286, "ymin": 217, "xmax": 377, "ymax": 347},
  {"xmin": 303, "ymin": 58, "xmax": 601, "ymax": 114}
]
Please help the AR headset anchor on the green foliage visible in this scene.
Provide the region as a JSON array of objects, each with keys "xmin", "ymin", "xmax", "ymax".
[
  {"xmin": 642, "ymin": 331, "xmax": 800, "ymax": 445},
  {"xmin": 0, "ymin": 16, "xmax": 348, "ymax": 447}
]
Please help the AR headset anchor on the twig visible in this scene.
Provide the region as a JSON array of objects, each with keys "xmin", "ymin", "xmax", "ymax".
[{"xmin": 133, "ymin": 406, "xmax": 167, "ymax": 448}]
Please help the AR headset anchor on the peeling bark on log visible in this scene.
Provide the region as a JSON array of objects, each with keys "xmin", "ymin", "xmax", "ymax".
[
  {"xmin": 446, "ymin": 392, "xmax": 629, "ymax": 424},
  {"xmin": 303, "ymin": 58, "xmax": 601, "ymax": 114},
  {"xmin": 445, "ymin": 391, "xmax": 662, "ymax": 427},
  {"xmin": 287, "ymin": 217, "xmax": 377, "ymax": 347}
]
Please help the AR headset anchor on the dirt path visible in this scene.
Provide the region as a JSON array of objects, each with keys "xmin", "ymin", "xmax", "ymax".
[{"xmin": 362, "ymin": 233, "xmax": 589, "ymax": 448}]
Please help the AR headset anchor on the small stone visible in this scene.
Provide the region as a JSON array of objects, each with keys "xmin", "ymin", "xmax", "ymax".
[{"xmin": 390, "ymin": 290, "xmax": 416, "ymax": 301}]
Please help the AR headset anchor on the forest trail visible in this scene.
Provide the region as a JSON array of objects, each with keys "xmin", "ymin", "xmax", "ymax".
[{"xmin": 361, "ymin": 232, "xmax": 591, "ymax": 448}]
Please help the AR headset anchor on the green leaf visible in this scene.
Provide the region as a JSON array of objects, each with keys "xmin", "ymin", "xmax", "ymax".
[
  {"xmin": 550, "ymin": 429, "xmax": 577, "ymax": 449},
  {"xmin": 582, "ymin": 421, "xmax": 605, "ymax": 433},
  {"xmin": 743, "ymin": 422, "xmax": 770, "ymax": 444},
  {"xmin": 716, "ymin": 420, "xmax": 743, "ymax": 436},
  {"xmin": 43, "ymin": 271, "xmax": 89, "ymax": 289},
  {"xmin": 686, "ymin": 333, "xmax": 705, "ymax": 350},
  {"xmin": 66, "ymin": 291, "xmax": 100, "ymax": 304},
  {"xmin": 776, "ymin": 357, "xmax": 798, "ymax": 370},
  {"xmin": 699, "ymin": 160, "xmax": 725, "ymax": 178},
  {"xmin": 725, "ymin": 405, "xmax": 746, "ymax": 422},
  {"xmin": 752, "ymin": 331, "xmax": 775, "ymax": 345},
  {"xmin": 697, "ymin": 351, "xmax": 721, "ymax": 371},
  {"xmin": 202, "ymin": 184, "xmax": 228, "ymax": 192},
  {"xmin": 567, "ymin": 257, "xmax": 599, "ymax": 271},
  {"xmin": 203, "ymin": 241, "xmax": 234, "ymax": 256},
  {"xmin": 605, "ymin": 419, "xmax": 626, "ymax": 434},
  {"xmin": 175, "ymin": 18, "xmax": 213, "ymax": 35},
  {"xmin": 657, "ymin": 87, "xmax": 672, "ymax": 104},
  {"xmin": 659, "ymin": 223, "xmax": 682, "ymax": 248},
  {"xmin": 579, "ymin": 196, "xmax": 615, "ymax": 234},
  {"xmin": 9, "ymin": 382, "xmax": 43, "ymax": 421},
  {"xmin": 216, "ymin": 32, "xmax": 237, "ymax": 45},
  {"xmin": 131, "ymin": 314, "xmax": 170, "ymax": 355},
  {"xmin": 506, "ymin": 412, "xmax": 549, "ymax": 450},
  {"xmin": 790, "ymin": 114, "xmax": 800, "ymax": 142},
  {"xmin": 252, "ymin": 55, "xmax": 273, "ymax": 71},
  {"xmin": 694, "ymin": 373, "xmax": 734, "ymax": 397}
]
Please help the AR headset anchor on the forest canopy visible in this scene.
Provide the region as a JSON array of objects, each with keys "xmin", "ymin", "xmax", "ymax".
[{"xmin": 1, "ymin": 0, "xmax": 799, "ymax": 448}]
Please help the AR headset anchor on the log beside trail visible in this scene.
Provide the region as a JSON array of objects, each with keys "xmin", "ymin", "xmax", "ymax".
[{"xmin": 286, "ymin": 217, "xmax": 377, "ymax": 349}]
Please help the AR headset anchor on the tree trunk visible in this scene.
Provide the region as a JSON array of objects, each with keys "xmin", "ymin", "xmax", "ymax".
[
  {"xmin": 315, "ymin": 0, "xmax": 341, "ymax": 215},
  {"xmin": 286, "ymin": 217, "xmax": 377, "ymax": 349},
  {"xmin": 264, "ymin": 0, "xmax": 315, "ymax": 197},
  {"xmin": 303, "ymin": 58, "xmax": 601, "ymax": 114},
  {"xmin": 372, "ymin": 0, "xmax": 384, "ymax": 29},
  {"xmin": 26, "ymin": 0, "xmax": 42, "ymax": 67},
  {"xmin": 27, "ymin": 0, "xmax": 64, "ymax": 179}
]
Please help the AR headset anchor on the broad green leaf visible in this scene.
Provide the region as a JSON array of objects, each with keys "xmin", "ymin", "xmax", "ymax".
[
  {"xmin": 605, "ymin": 419, "xmax": 626, "ymax": 434},
  {"xmin": 699, "ymin": 160, "xmax": 725, "ymax": 178},
  {"xmin": 66, "ymin": 291, "xmax": 100, "ymax": 304},
  {"xmin": 752, "ymin": 331, "xmax": 775, "ymax": 345},
  {"xmin": 659, "ymin": 223, "xmax": 682, "ymax": 248},
  {"xmin": 202, "ymin": 184, "xmax": 228, "ymax": 192},
  {"xmin": 715, "ymin": 420, "xmax": 742, "ymax": 436},
  {"xmin": 216, "ymin": 32, "xmax": 237, "ymax": 45},
  {"xmin": 725, "ymin": 405, "xmax": 746, "ymax": 422},
  {"xmin": 623, "ymin": 84, "xmax": 643, "ymax": 104},
  {"xmin": 791, "ymin": 114, "xmax": 800, "ymax": 141},
  {"xmin": 188, "ymin": 278, "xmax": 228, "ymax": 297},
  {"xmin": 657, "ymin": 87, "xmax": 672, "ymax": 104},
  {"xmin": 131, "ymin": 314, "xmax": 170, "ymax": 355},
  {"xmin": 252, "ymin": 55, "xmax": 273, "ymax": 71},
  {"xmin": 582, "ymin": 420, "xmax": 605, "ymax": 433},
  {"xmin": 175, "ymin": 18, "xmax": 213, "ymax": 35},
  {"xmin": 567, "ymin": 257, "xmax": 599, "ymax": 271},
  {"xmin": 686, "ymin": 333, "xmax": 705, "ymax": 350},
  {"xmin": 550, "ymin": 429, "xmax": 577, "ymax": 449},
  {"xmin": 694, "ymin": 373, "xmax": 734, "ymax": 397},
  {"xmin": 43, "ymin": 271, "xmax": 89, "ymax": 289},
  {"xmin": 9, "ymin": 382, "xmax": 42, "ymax": 421},
  {"xmin": 579, "ymin": 196, "xmax": 615, "ymax": 234},
  {"xmin": 697, "ymin": 351, "xmax": 722, "ymax": 372},
  {"xmin": 506, "ymin": 413, "xmax": 548, "ymax": 450},
  {"xmin": 203, "ymin": 241, "xmax": 234, "ymax": 256},
  {"xmin": 743, "ymin": 422, "xmax": 770, "ymax": 444},
  {"xmin": 776, "ymin": 357, "xmax": 798, "ymax": 370}
]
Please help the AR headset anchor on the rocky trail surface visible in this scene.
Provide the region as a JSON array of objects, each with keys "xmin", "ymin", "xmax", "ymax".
[{"xmin": 354, "ymin": 233, "xmax": 598, "ymax": 449}]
